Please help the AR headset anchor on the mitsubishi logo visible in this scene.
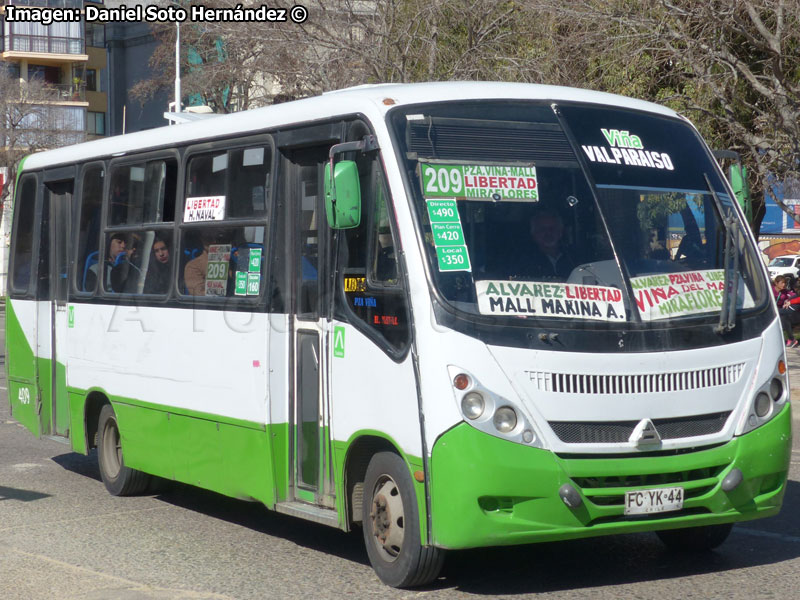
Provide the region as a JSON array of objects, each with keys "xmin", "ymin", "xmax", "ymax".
[{"xmin": 629, "ymin": 418, "xmax": 662, "ymax": 446}]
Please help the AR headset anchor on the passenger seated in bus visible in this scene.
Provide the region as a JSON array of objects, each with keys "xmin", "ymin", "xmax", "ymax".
[
  {"xmin": 143, "ymin": 236, "xmax": 171, "ymax": 294},
  {"xmin": 519, "ymin": 209, "xmax": 575, "ymax": 281},
  {"xmin": 86, "ymin": 233, "xmax": 140, "ymax": 292},
  {"xmin": 184, "ymin": 239, "xmax": 210, "ymax": 296},
  {"xmin": 184, "ymin": 230, "xmax": 227, "ymax": 296}
]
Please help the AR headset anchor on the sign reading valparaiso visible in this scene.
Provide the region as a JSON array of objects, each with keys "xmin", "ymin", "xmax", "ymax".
[
  {"xmin": 475, "ymin": 280, "xmax": 625, "ymax": 321},
  {"xmin": 581, "ymin": 128, "xmax": 675, "ymax": 171},
  {"xmin": 421, "ymin": 162, "xmax": 538, "ymax": 201}
]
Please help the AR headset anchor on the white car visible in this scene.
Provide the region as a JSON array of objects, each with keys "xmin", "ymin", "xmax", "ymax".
[{"xmin": 768, "ymin": 254, "xmax": 800, "ymax": 280}]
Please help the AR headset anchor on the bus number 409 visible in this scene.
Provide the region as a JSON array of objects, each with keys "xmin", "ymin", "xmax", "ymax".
[{"xmin": 18, "ymin": 387, "xmax": 31, "ymax": 405}]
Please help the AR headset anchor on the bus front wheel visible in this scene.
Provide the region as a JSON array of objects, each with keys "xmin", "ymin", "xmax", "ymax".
[
  {"xmin": 656, "ymin": 523, "xmax": 733, "ymax": 551},
  {"xmin": 362, "ymin": 452, "xmax": 444, "ymax": 588},
  {"xmin": 97, "ymin": 404, "xmax": 150, "ymax": 496}
]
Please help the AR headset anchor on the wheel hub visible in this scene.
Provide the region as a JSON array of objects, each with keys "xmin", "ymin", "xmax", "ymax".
[{"xmin": 369, "ymin": 477, "xmax": 405, "ymax": 560}]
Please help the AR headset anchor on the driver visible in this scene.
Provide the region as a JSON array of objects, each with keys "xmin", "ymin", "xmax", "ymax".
[{"xmin": 524, "ymin": 209, "xmax": 575, "ymax": 281}]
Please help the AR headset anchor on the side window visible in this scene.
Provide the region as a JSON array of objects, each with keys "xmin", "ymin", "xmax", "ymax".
[
  {"xmin": 180, "ymin": 226, "xmax": 266, "ymax": 297},
  {"xmin": 96, "ymin": 230, "xmax": 175, "ymax": 295},
  {"xmin": 297, "ymin": 163, "xmax": 321, "ymax": 318},
  {"xmin": 185, "ymin": 144, "xmax": 270, "ymax": 220},
  {"xmin": 338, "ymin": 141, "xmax": 409, "ymax": 354},
  {"xmin": 102, "ymin": 156, "xmax": 178, "ymax": 295},
  {"xmin": 75, "ymin": 165, "xmax": 104, "ymax": 292},
  {"xmin": 369, "ymin": 180, "xmax": 399, "ymax": 284},
  {"xmin": 109, "ymin": 158, "xmax": 177, "ymax": 226},
  {"xmin": 179, "ymin": 143, "xmax": 272, "ymax": 298},
  {"xmin": 10, "ymin": 175, "xmax": 38, "ymax": 294}
]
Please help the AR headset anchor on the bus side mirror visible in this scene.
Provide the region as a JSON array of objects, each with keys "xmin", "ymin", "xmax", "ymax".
[{"xmin": 324, "ymin": 160, "xmax": 361, "ymax": 229}]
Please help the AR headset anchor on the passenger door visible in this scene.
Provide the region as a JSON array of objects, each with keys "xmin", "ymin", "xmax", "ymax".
[
  {"xmin": 285, "ymin": 144, "xmax": 337, "ymax": 508},
  {"xmin": 42, "ymin": 177, "xmax": 73, "ymax": 436},
  {"xmin": 6, "ymin": 171, "xmax": 73, "ymax": 438}
]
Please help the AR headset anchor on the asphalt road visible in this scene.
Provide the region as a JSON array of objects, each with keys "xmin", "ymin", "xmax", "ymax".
[{"xmin": 2, "ymin": 309, "xmax": 800, "ymax": 599}]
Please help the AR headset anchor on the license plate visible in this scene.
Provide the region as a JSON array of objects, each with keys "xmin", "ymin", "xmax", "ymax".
[{"xmin": 624, "ymin": 487, "xmax": 684, "ymax": 515}]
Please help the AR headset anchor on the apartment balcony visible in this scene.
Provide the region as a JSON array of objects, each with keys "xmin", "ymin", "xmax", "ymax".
[
  {"xmin": 46, "ymin": 82, "xmax": 87, "ymax": 103},
  {"xmin": 2, "ymin": 12, "xmax": 87, "ymax": 63},
  {"xmin": 5, "ymin": 81, "xmax": 88, "ymax": 105},
  {"xmin": 2, "ymin": 34, "xmax": 87, "ymax": 62},
  {"xmin": 0, "ymin": 102, "xmax": 86, "ymax": 150}
]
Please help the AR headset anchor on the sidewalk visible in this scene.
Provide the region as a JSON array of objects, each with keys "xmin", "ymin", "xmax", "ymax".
[{"xmin": 784, "ymin": 347, "xmax": 800, "ymax": 423}]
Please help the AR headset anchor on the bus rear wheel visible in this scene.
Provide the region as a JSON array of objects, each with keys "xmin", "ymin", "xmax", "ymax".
[
  {"xmin": 656, "ymin": 523, "xmax": 733, "ymax": 551},
  {"xmin": 362, "ymin": 452, "xmax": 444, "ymax": 588},
  {"xmin": 97, "ymin": 404, "xmax": 150, "ymax": 496}
]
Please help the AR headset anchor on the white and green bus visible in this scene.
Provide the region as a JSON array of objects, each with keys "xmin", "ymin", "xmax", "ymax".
[{"xmin": 6, "ymin": 82, "xmax": 791, "ymax": 587}]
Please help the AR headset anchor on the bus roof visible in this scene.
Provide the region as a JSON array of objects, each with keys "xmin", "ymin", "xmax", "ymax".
[{"xmin": 21, "ymin": 81, "xmax": 679, "ymax": 172}]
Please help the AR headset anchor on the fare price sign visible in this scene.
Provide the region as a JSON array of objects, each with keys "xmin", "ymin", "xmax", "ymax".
[
  {"xmin": 426, "ymin": 199, "xmax": 471, "ymax": 272},
  {"xmin": 420, "ymin": 162, "xmax": 539, "ymax": 202}
]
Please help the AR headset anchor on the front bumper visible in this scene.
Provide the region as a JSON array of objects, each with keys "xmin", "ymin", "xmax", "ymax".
[{"xmin": 429, "ymin": 403, "xmax": 792, "ymax": 549}]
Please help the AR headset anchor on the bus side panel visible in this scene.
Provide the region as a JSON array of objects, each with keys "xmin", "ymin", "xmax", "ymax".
[
  {"xmin": 68, "ymin": 389, "xmax": 88, "ymax": 454},
  {"xmin": 267, "ymin": 313, "xmax": 290, "ymax": 504},
  {"xmin": 328, "ymin": 323, "xmax": 427, "ymax": 535},
  {"xmin": 6, "ymin": 299, "xmax": 41, "ymax": 437},
  {"xmin": 114, "ymin": 401, "xmax": 174, "ymax": 482},
  {"xmin": 67, "ymin": 305, "xmax": 274, "ymax": 505},
  {"xmin": 217, "ymin": 420, "xmax": 274, "ymax": 505},
  {"xmin": 114, "ymin": 400, "xmax": 274, "ymax": 504}
]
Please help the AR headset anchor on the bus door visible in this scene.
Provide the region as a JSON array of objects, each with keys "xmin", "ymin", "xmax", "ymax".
[
  {"xmin": 7, "ymin": 173, "xmax": 42, "ymax": 437},
  {"xmin": 37, "ymin": 174, "xmax": 73, "ymax": 437},
  {"xmin": 285, "ymin": 145, "xmax": 337, "ymax": 509}
]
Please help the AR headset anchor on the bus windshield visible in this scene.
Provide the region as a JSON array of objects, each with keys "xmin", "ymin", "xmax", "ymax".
[{"xmin": 389, "ymin": 101, "xmax": 766, "ymax": 326}]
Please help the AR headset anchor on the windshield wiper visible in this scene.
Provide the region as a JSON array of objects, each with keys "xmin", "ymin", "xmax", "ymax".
[{"xmin": 704, "ymin": 173, "xmax": 739, "ymax": 333}]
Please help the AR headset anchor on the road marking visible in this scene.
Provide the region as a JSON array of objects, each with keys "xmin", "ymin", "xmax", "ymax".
[
  {"xmin": 0, "ymin": 506, "xmax": 171, "ymax": 534},
  {"xmin": 736, "ymin": 528, "xmax": 800, "ymax": 544},
  {"xmin": 4, "ymin": 547, "xmax": 236, "ymax": 599}
]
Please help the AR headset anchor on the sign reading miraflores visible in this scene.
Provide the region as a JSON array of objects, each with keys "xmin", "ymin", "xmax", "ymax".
[
  {"xmin": 3, "ymin": 3, "xmax": 309, "ymax": 25},
  {"xmin": 475, "ymin": 270, "xmax": 753, "ymax": 321}
]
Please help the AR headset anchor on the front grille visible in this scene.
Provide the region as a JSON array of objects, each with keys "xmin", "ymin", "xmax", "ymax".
[
  {"xmin": 572, "ymin": 463, "xmax": 728, "ymax": 516},
  {"xmin": 550, "ymin": 411, "xmax": 732, "ymax": 444},
  {"xmin": 527, "ymin": 363, "xmax": 745, "ymax": 395}
]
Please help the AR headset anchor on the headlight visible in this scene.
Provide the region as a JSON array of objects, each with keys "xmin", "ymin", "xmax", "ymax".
[
  {"xmin": 493, "ymin": 407, "xmax": 518, "ymax": 433},
  {"xmin": 770, "ymin": 378, "xmax": 783, "ymax": 401},
  {"xmin": 461, "ymin": 392, "xmax": 485, "ymax": 420},
  {"xmin": 754, "ymin": 392, "xmax": 771, "ymax": 418}
]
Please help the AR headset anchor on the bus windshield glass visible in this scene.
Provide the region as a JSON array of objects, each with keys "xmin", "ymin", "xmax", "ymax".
[{"xmin": 389, "ymin": 101, "xmax": 766, "ymax": 326}]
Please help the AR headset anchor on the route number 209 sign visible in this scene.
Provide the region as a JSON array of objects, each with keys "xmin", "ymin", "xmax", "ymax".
[{"xmin": 420, "ymin": 162, "xmax": 539, "ymax": 202}]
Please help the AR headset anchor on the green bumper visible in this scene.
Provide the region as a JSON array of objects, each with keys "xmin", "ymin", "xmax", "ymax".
[{"xmin": 429, "ymin": 403, "xmax": 792, "ymax": 549}]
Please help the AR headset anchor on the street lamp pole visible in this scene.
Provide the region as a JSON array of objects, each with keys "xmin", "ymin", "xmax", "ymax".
[{"xmin": 174, "ymin": 22, "xmax": 181, "ymax": 113}]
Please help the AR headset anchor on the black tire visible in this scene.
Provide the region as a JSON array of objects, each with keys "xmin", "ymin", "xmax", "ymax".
[
  {"xmin": 362, "ymin": 452, "xmax": 445, "ymax": 588},
  {"xmin": 656, "ymin": 523, "xmax": 733, "ymax": 551},
  {"xmin": 97, "ymin": 404, "xmax": 150, "ymax": 496}
]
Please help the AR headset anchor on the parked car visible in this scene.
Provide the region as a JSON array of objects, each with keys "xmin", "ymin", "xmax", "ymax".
[{"xmin": 768, "ymin": 254, "xmax": 800, "ymax": 281}]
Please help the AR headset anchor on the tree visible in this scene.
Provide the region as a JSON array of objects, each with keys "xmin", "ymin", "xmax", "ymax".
[
  {"xmin": 132, "ymin": 0, "xmax": 306, "ymax": 111},
  {"xmin": 519, "ymin": 0, "xmax": 800, "ymax": 232},
  {"xmin": 135, "ymin": 0, "xmax": 800, "ymax": 236},
  {"xmin": 133, "ymin": 1, "xmax": 542, "ymax": 107},
  {"xmin": 0, "ymin": 71, "xmax": 86, "ymax": 208}
]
